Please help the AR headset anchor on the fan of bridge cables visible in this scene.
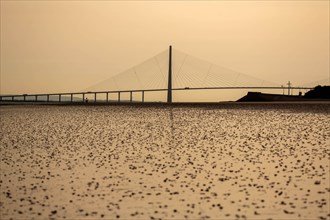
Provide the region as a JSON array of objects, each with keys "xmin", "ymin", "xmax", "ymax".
[
  {"xmin": 85, "ymin": 48, "xmax": 280, "ymax": 92},
  {"xmin": 299, "ymin": 78, "xmax": 330, "ymax": 88}
]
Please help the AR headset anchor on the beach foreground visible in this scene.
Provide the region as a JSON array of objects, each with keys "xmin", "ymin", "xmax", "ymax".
[{"xmin": 0, "ymin": 104, "xmax": 329, "ymax": 219}]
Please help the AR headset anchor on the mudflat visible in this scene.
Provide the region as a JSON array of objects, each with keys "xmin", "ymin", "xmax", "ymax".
[{"xmin": 0, "ymin": 104, "xmax": 329, "ymax": 219}]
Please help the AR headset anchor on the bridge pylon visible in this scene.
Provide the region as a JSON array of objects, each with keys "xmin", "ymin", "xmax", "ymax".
[{"xmin": 167, "ymin": 45, "xmax": 172, "ymax": 103}]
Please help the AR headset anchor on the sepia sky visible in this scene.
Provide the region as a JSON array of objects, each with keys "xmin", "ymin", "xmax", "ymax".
[{"xmin": 1, "ymin": 0, "xmax": 329, "ymax": 95}]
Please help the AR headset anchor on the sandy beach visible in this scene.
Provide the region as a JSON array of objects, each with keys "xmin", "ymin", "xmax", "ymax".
[{"xmin": 0, "ymin": 103, "xmax": 329, "ymax": 219}]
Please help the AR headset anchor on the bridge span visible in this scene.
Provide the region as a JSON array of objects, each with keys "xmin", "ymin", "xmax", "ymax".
[{"xmin": 0, "ymin": 86, "xmax": 313, "ymax": 103}]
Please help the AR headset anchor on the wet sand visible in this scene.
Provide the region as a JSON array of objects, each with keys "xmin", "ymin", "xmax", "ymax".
[{"xmin": 0, "ymin": 104, "xmax": 329, "ymax": 219}]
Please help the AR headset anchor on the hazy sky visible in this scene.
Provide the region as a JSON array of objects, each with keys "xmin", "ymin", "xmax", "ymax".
[{"xmin": 1, "ymin": 1, "xmax": 329, "ymax": 95}]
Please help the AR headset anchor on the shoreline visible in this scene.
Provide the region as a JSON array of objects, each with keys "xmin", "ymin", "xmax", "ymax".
[
  {"xmin": 1, "ymin": 101, "xmax": 329, "ymax": 114},
  {"xmin": 1, "ymin": 100, "xmax": 330, "ymax": 106}
]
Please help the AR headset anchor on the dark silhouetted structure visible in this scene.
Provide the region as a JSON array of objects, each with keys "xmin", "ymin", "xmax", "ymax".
[
  {"xmin": 304, "ymin": 86, "xmax": 330, "ymax": 99},
  {"xmin": 237, "ymin": 86, "xmax": 330, "ymax": 102}
]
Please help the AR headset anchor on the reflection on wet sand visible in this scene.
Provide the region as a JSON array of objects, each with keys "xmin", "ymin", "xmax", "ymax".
[{"xmin": 0, "ymin": 104, "xmax": 329, "ymax": 219}]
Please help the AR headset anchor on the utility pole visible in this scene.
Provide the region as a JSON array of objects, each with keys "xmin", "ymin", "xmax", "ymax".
[
  {"xmin": 287, "ymin": 81, "xmax": 291, "ymax": 95},
  {"xmin": 167, "ymin": 45, "xmax": 172, "ymax": 103}
]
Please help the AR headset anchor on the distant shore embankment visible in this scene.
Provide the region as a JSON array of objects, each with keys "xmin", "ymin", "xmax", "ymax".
[{"xmin": 237, "ymin": 86, "xmax": 330, "ymax": 102}]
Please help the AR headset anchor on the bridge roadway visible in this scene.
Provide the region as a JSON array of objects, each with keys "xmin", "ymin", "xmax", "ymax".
[{"xmin": 0, "ymin": 86, "xmax": 313, "ymax": 103}]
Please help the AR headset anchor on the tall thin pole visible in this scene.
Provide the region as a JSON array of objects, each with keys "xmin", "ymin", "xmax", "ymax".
[
  {"xmin": 167, "ymin": 45, "xmax": 172, "ymax": 103},
  {"xmin": 287, "ymin": 81, "xmax": 291, "ymax": 95}
]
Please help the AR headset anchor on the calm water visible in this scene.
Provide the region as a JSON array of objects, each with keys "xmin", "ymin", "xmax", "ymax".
[{"xmin": 1, "ymin": 104, "xmax": 329, "ymax": 219}]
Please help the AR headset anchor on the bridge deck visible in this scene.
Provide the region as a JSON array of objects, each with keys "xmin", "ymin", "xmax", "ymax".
[{"xmin": 0, "ymin": 86, "xmax": 313, "ymax": 103}]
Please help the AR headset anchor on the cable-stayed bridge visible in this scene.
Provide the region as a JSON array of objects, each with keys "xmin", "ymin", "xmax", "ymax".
[{"xmin": 0, "ymin": 46, "xmax": 324, "ymax": 103}]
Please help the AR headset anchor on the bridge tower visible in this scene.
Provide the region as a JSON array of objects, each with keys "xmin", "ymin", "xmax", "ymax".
[{"xmin": 167, "ymin": 45, "xmax": 172, "ymax": 103}]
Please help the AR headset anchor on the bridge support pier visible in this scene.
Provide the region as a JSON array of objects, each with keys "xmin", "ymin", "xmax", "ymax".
[
  {"xmin": 35, "ymin": 95, "xmax": 38, "ymax": 102},
  {"xmin": 106, "ymin": 93, "xmax": 109, "ymax": 102},
  {"xmin": 118, "ymin": 92, "xmax": 121, "ymax": 102},
  {"xmin": 47, "ymin": 95, "xmax": 49, "ymax": 102},
  {"xmin": 82, "ymin": 93, "xmax": 85, "ymax": 102},
  {"xmin": 24, "ymin": 96, "xmax": 26, "ymax": 101},
  {"xmin": 94, "ymin": 93, "xmax": 97, "ymax": 102},
  {"xmin": 59, "ymin": 94, "xmax": 61, "ymax": 102},
  {"xmin": 12, "ymin": 96, "xmax": 14, "ymax": 101},
  {"xmin": 142, "ymin": 91, "xmax": 144, "ymax": 103},
  {"xmin": 130, "ymin": 91, "xmax": 132, "ymax": 103},
  {"xmin": 71, "ymin": 94, "xmax": 73, "ymax": 102}
]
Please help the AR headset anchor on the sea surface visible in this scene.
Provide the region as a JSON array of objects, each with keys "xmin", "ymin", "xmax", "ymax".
[{"xmin": 0, "ymin": 104, "xmax": 329, "ymax": 219}]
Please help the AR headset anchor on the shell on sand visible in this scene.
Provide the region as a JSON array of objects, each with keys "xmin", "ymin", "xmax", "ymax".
[{"xmin": 0, "ymin": 104, "xmax": 329, "ymax": 219}]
